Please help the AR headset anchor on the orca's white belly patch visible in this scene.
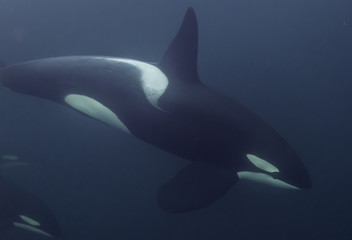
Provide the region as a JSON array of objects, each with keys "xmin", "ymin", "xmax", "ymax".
[
  {"xmin": 96, "ymin": 57, "xmax": 169, "ymax": 110},
  {"xmin": 64, "ymin": 94, "xmax": 131, "ymax": 134},
  {"xmin": 236, "ymin": 171, "xmax": 300, "ymax": 190}
]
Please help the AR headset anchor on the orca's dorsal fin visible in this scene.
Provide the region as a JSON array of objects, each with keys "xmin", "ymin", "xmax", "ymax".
[{"xmin": 159, "ymin": 7, "xmax": 200, "ymax": 83}]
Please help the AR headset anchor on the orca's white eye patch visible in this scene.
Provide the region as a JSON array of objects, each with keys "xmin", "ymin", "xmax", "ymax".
[
  {"xmin": 246, "ymin": 154, "xmax": 279, "ymax": 173},
  {"xmin": 1, "ymin": 155, "xmax": 19, "ymax": 161},
  {"xmin": 20, "ymin": 215, "xmax": 40, "ymax": 226}
]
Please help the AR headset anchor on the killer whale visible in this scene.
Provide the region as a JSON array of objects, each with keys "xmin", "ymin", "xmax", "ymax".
[
  {"xmin": 0, "ymin": 143, "xmax": 60, "ymax": 238},
  {"xmin": 0, "ymin": 7, "xmax": 311, "ymax": 213},
  {"xmin": 0, "ymin": 172, "xmax": 61, "ymax": 238}
]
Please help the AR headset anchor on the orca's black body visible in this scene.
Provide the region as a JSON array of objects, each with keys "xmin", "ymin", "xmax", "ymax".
[
  {"xmin": 0, "ymin": 141, "xmax": 60, "ymax": 238},
  {"xmin": 0, "ymin": 175, "xmax": 61, "ymax": 239},
  {"xmin": 0, "ymin": 8, "xmax": 311, "ymax": 213}
]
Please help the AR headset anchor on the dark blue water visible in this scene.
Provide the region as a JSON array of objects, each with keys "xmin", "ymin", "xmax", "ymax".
[{"xmin": 0, "ymin": 0, "xmax": 351, "ymax": 239}]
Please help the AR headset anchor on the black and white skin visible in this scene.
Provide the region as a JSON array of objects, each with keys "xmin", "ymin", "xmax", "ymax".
[
  {"xmin": 0, "ymin": 7, "xmax": 311, "ymax": 213},
  {"xmin": 0, "ymin": 152, "xmax": 61, "ymax": 239}
]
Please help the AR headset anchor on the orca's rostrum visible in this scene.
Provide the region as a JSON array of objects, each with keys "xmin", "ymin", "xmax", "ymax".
[{"xmin": 0, "ymin": 7, "xmax": 311, "ymax": 213}]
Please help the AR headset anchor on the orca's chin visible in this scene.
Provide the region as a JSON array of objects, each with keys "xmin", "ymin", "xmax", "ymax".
[
  {"xmin": 240, "ymin": 154, "xmax": 312, "ymax": 190},
  {"xmin": 237, "ymin": 171, "xmax": 302, "ymax": 190}
]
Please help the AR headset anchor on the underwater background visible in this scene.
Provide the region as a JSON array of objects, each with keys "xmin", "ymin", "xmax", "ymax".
[{"xmin": 0, "ymin": 0, "xmax": 351, "ymax": 239}]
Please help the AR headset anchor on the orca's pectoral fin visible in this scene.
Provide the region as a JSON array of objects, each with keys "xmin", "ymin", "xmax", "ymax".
[{"xmin": 157, "ymin": 162, "xmax": 237, "ymax": 213}]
